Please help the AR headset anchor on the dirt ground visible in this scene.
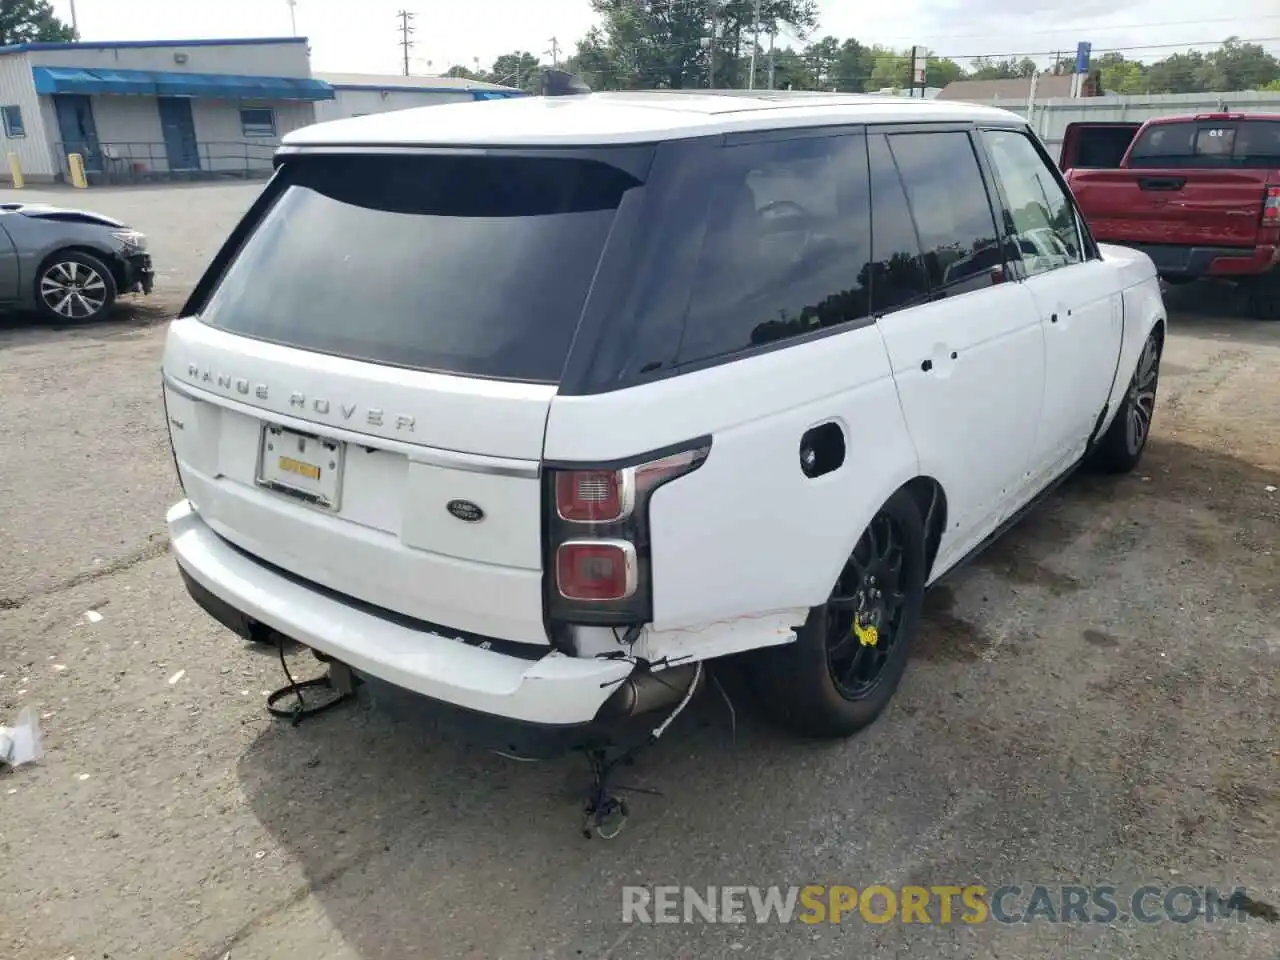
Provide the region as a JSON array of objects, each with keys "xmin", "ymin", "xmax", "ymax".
[{"xmin": 0, "ymin": 186, "xmax": 1278, "ymax": 960}]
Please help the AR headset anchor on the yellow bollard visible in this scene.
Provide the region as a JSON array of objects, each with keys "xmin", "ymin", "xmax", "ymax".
[
  {"xmin": 7, "ymin": 151, "xmax": 23, "ymax": 189},
  {"xmin": 67, "ymin": 152, "xmax": 87, "ymax": 188}
]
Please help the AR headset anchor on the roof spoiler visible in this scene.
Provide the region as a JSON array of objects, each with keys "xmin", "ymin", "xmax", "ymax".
[{"xmin": 539, "ymin": 69, "xmax": 591, "ymax": 97}]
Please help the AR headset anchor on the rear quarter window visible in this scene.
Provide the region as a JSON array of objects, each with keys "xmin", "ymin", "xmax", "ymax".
[
  {"xmin": 1128, "ymin": 119, "xmax": 1280, "ymax": 169},
  {"xmin": 198, "ymin": 152, "xmax": 643, "ymax": 383},
  {"xmin": 671, "ymin": 132, "xmax": 873, "ymax": 366}
]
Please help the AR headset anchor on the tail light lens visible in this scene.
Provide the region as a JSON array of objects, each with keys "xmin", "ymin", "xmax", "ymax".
[
  {"xmin": 556, "ymin": 540, "xmax": 637, "ymax": 601},
  {"xmin": 1263, "ymin": 186, "xmax": 1280, "ymax": 226},
  {"xmin": 543, "ymin": 440, "xmax": 710, "ymax": 632},
  {"xmin": 555, "ymin": 470, "xmax": 633, "ymax": 522}
]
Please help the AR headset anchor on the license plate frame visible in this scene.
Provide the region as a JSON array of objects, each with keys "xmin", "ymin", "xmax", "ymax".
[{"xmin": 256, "ymin": 423, "xmax": 345, "ymax": 511}]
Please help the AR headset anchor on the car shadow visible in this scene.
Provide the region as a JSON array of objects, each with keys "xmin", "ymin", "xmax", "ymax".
[
  {"xmin": 1161, "ymin": 280, "xmax": 1280, "ymax": 349},
  {"xmin": 227, "ymin": 435, "xmax": 1279, "ymax": 959},
  {"xmin": 0, "ymin": 297, "xmax": 175, "ymax": 349}
]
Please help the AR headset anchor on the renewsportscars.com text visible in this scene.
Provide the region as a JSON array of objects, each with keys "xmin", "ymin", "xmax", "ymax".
[{"xmin": 622, "ymin": 885, "xmax": 1255, "ymax": 925}]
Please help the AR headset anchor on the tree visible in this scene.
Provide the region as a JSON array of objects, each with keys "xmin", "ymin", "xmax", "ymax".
[
  {"xmin": 1208, "ymin": 37, "xmax": 1279, "ymax": 92},
  {"xmin": 490, "ymin": 51, "xmax": 543, "ymax": 92},
  {"xmin": 0, "ymin": 0, "xmax": 75, "ymax": 46},
  {"xmin": 766, "ymin": 46, "xmax": 816, "ymax": 90},
  {"xmin": 443, "ymin": 65, "xmax": 485, "ymax": 81},
  {"xmin": 1093, "ymin": 52, "xmax": 1147, "ymax": 94},
  {"xmin": 967, "ymin": 57, "xmax": 1024, "ymax": 81},
  {"xmin": 578, "ymin": 0, "xmax": 819, "ymax": 90}
]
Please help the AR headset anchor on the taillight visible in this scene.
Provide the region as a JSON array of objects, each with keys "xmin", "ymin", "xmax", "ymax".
[
  {"xmin": 1263, "ymin": 186, "xmax": 1280, "ymax": 226},
  {"xmin": 556, "ymin": 540, "xmax": 637, "ymax": 601},
  {"xmin": 543, "ymin": 440, "xmax": 711, "ymax": 634},
  {"xmin": 555, "ymin": 470, "xmax": 633, "ymax": 522}
]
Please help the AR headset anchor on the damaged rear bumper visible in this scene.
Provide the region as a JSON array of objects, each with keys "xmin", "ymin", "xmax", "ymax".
[{"xmin": 167, "ymin": 499, "xmax": 635, "ymax": 742}]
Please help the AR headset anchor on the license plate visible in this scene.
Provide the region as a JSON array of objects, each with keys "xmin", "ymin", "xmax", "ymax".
[{"xmin": 257, "ymin": 424, "xmax": 344, "ymax": 510}]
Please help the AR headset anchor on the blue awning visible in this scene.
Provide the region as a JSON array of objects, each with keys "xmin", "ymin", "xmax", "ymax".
[{"xmin": 31, "ymin": 65, "xmax": 335, "ymax": 101}]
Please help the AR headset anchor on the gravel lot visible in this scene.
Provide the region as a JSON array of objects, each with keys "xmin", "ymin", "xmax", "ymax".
[{"xmin": 1, "ymin": 184, "xmax": 1278, "ymax": 960}]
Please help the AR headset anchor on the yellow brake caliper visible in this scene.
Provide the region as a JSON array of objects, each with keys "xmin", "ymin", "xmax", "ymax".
[{"xmin": 852, "ymin": 618, "xmax": 879, "ymax": 647}]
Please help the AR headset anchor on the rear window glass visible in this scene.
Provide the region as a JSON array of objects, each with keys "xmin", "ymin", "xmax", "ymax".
[
  {"xmin": 199, "ymin": 153, "xmax": 642, "ymax": 382},
  {"xmin": 1128, "ymin": 120, "xmax": 1280, "ymax": 169}
]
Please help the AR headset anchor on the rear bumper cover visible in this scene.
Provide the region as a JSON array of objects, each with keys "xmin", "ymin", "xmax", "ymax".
[
  {"xmin": 167, "ymin": 499, "xmax": 633, "ymax": 730},
  {"xmin": 1117, "ymin": 242, "xmax": 1278, "ymax": 280}
]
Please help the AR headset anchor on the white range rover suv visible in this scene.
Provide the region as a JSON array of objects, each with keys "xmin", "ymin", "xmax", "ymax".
[{"xmin": 162, "ymin": 87, "xmax": 1166, "ymax": 765}]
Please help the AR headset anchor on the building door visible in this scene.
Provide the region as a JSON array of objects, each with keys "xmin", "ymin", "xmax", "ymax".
[
  {"xmin": 157, "ymin": 97, "xmax": 201, "ymax": 172},
  {"xmin": 52, "ymin": 94, "xmax": 101, "ymax": 174}
]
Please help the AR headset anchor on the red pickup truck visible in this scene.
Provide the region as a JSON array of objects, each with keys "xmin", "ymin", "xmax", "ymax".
[{"xmin": 1061, "ymin": 113, "xmax": 1280, "ymax": 320}]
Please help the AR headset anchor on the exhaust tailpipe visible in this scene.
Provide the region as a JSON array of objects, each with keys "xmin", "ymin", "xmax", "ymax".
[{"xmin": 598, "ymin": 663, "xmax": 703, "ymax": 721}]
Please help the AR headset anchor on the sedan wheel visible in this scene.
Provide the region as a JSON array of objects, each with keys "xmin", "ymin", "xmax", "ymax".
[{"xmin": 36, "ymin": 253, "xmax": 116, "ymax": 322}]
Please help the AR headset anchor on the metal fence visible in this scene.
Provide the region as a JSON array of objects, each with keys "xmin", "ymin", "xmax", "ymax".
[{"xmin": 53, "ymin": 140, "xmax": 277, "ymax": 185}]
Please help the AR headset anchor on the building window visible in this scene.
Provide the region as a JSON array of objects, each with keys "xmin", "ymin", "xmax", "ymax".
[
  {"xmin": 239, "ymin": 107, "xmax": 276, "ymax": 138},
  {"xmin": 2, "ymin": 105, "xmax": 25, "ymax": 139}
]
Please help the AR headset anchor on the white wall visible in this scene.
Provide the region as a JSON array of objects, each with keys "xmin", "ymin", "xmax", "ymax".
[
  {"xmin": 316, "ymin": 87, "xmax": 473, "ymax": 123},
  {"xmin": 190, "ymin": 99, "xmax": 314, "ymax": 173},
  {"xmin": 0, "ymin": 52, "xmax": 56, "ymax": 178},
  {"xmin": 26, "ymin": 41, "xmax": 311, "ymax": 78}
]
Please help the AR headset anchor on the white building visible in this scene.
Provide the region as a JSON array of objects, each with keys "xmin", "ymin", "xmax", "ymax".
[
  {"xmin": 0, "ymin": 36, "xmax": 336, "ymax": 183},
  {"xmin": 314, "ymin": 73, "xmax": 527, "ymax": 123}
]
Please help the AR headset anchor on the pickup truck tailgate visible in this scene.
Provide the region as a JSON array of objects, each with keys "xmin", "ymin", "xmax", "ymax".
[{"xmin": 1069, "ymin": 167, "xmax": 1269, "ymax": 248}]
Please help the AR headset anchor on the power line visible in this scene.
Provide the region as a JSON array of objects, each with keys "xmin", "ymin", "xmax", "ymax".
[
  {"xmin": 396, "ymin": 9, "xmax": 416, "ymax": 77},
  {"xmin": 900, "ymin": 37, "xmax": 1280, "ymax": 63},
  {"xmin": 845, "ymin": 14, "xmax": 1280, "ymax": 45},
  {"xmin": 628, "ymin": 35, "xmax": 1280, "ymax": 63}
]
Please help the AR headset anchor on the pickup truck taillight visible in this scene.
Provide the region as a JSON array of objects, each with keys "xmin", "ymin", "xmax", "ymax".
[
  {"xmin": 543, "ymin": 441, "xmax": 710, "ymax": 631},
  {"xmin": 1263, "ymin": 187, "xmax": 1280, "ymax": 226}
]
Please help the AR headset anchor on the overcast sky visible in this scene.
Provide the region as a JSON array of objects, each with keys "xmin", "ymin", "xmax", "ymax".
[{"xmin": 49, "ymin": 0, "xmax": 1280, "ymax": 77}]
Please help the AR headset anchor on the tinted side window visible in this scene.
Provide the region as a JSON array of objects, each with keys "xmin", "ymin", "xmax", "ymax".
[
  {"xmin": 866, "ymin": 134, "xmax": 930, "ymax": 315},
  {"xmin": 886, "ymin": 131, "xmax": 1005, "ymax": 296},
  {"xmin": 674, "ymin": 133, "xmax": 871, "ymax": 365},
  {"xmin": 980, "ymin": 129, "xmax": 1083, "ymax": 278}
]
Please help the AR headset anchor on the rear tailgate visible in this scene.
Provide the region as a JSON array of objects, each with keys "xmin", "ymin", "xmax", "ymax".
[
  {"xmin": 164, "ymin": 148, "xmax": 646, "ymax": 646},
  {"xmin": 1068, "ymin": 167, "xmax": 1272, "ymax": 247}
]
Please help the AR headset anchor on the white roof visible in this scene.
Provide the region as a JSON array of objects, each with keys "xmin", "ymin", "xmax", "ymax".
[
  {"xmin": 283, "ymin": 90, "xmax": 1026, "ymax": 148},
  {"xmin": 314, "ymin": 71, "xmax": 521, "ymax": 93}
]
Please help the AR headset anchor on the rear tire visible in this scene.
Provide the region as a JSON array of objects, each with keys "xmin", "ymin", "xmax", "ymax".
[
  {"xmin": 34, "ymin": 250, "xmax": 117, "ymax": 323},
  {"xmin": 748, "ymin": 488, "xmax": 927, "ymax": 738},
  {"xmin": 1089, "ymin": 328, "xmax": 1161, "ymax": 474},
  {"xmin": 1244, "ymin": 276, "xmax": 1280, "ymax": 321}
]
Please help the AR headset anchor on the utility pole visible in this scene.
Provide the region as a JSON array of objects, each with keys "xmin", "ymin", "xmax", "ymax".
[
  {"xmin": 767, "ymin": 31, "xmax": 775, "ymax": 90},
  {"xmin": 396, "ymin": 10, "xmax": 416, "ymax": 77},
  {"xmin": 708, "ymin": 2, "xmax": 718, "ymax": 89},
  {"xmin": 747, "ymin": 0, "xmax": 762, "ymax": 90},
  {"xmin": 69, "ymin": 0, "xmax": 79, "ymax": 37},
  {"xmin": 547, "ymin": 37, "xmax": 560, "ymax": 68},
  {"xmin": 285, "ymin": 0, "xmax": 298, "ymax": 37}
]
